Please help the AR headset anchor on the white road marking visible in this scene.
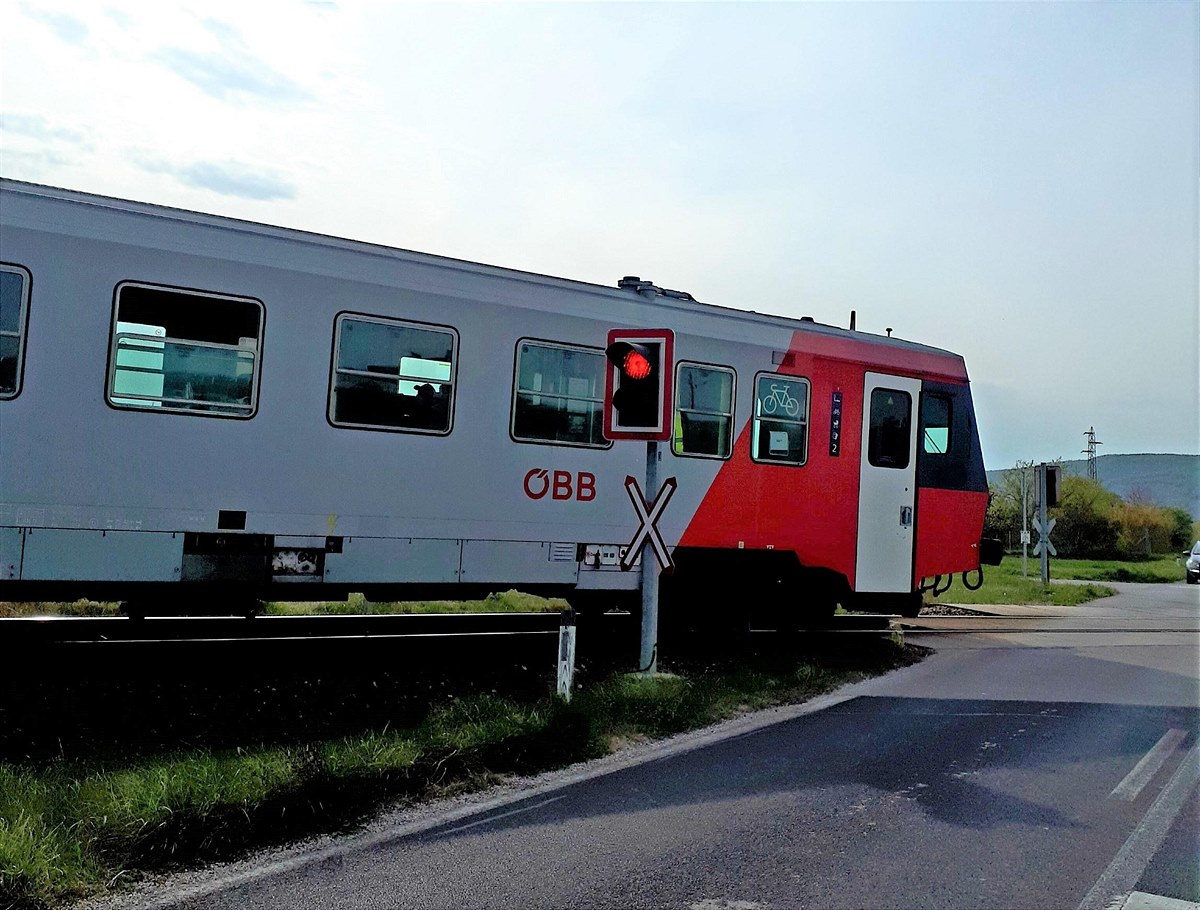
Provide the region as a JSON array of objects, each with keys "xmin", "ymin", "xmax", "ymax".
[
  {"xmin": 1078, "ymin": 743, "xmax": 1200, "ymax": 910},
  {"xmin": 1111, "ymin": 729, "xmax": 1188, "ymax": 801},
  {"xmin": 1116, "ymin": 891, "xmax": 1200, "ymax": 910},
  {"xmin": 430, "ymin": 795, "xmax": 564, "ymax": 837}
]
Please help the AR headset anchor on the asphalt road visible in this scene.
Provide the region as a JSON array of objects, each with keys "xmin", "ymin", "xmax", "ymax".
[{"xmin": 129, "ymin": 582, "xmax": 1199, "ymax": 910}]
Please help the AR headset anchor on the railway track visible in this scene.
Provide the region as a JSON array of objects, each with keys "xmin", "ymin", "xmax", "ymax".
[
  {"xmin": 0, "ymin": 609, "xmax": 900, "ymax": 646},
  {"xmin": 0, "ymin": 610, "xmax": 570, "ymax": 645}
]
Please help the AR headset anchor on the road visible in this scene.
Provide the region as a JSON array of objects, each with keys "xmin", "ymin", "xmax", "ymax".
[{"xmin": 128, "ymin": 582, "xmax": 1198, "ymax": 910}]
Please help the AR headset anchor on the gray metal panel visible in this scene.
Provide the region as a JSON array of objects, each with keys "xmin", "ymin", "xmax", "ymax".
[
  {"xmin": 20, "ymin": 529, "xmax": 183, "ymax": 581},
  {"xmin": 574, "ymin": 570, "xmax": 640, "ymax": 591},
  {"xmin": 460, "ymin": 540, "xmax": 579, "ymax": 585},
  {"xmin": 322, "ymin": 538, "xmax": 461, "ymax": 584},
  {"xmin": 0, "ymin": 528, "xmax": 22, "ymax": 580}
]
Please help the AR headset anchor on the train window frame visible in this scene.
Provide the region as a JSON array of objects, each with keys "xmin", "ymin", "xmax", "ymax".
[
  {"xmin": 921, "ymin": 392, "xmax": 953, "ymax": 455},
  {"xmin": 105, "ymin": 282, "xmax": 264, "ymax": 419},
  {"xmin": 750, "ymin": 371, "xmax": 811, "ymax": 467},
  {"xmin": 672, "ymin": 361, "xmax": 736, "ymax": 461},
  {"xmin": 867, "ymin": 387, "xmax": 913, "ymax": 469},
  {"xmin": 0, "ymin": 263, "xmax": 32, "ymax": 400},
  {"xmin": 510, "ymin": 338, "xmax": 612, "ymax": 449},
  {"xmin": 328, "ymin": 312, "xmax": 458, "ymax": 436}
]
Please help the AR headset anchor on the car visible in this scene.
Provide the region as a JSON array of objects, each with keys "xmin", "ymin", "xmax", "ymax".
[{"xmin": 1186, "ymin": 542, "xmax": 1200, "ymax": 585}]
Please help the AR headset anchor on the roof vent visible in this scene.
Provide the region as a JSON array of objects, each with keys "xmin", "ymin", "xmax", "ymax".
[
  {"xmin": 800, "ymin": 316, "xmax": 815, "ymax": 323},
  {"xmin": 618, "ymin": 276, "xmax": 649, "ymax": 291}
]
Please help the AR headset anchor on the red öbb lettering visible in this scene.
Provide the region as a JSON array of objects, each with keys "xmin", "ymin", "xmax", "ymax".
[
  {"xmin": 552, "ymin": 471, "xmax": 573, "ymax": 500},
  {"xmin": 524, "ymin": 469, "xmax": 597, "ymax": 502},
  {"xmin": 523, "ymin": 468, "xmax": 550, "ymax": 499},
  {"xmin": 577, "ymin": 472, "xmax": 596, "ymax": 502}
]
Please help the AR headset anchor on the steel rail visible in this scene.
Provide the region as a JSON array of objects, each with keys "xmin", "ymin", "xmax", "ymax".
[{"xmin": 0, "ymin": 612, "xmax": 569, "ymax": 646}]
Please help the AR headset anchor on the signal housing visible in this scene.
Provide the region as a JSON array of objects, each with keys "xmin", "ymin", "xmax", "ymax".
[{"xmin": 603, "ymin": 328, "xmax": 674, "ymax": 441}]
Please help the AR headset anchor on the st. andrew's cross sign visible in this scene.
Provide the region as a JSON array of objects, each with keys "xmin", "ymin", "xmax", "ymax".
[{"xmin": 620, "ymin": 474, "xmax": 677, "ymax": 573}]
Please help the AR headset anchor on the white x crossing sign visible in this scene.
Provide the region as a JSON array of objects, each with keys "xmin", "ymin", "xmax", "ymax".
[
  {"xmin": 621, "ymin": 474, "xmax": 677, "ymax": 573},
  {"xmin": 1032, "ymin": 517, "xmax": 1057, "ymax": 556}
]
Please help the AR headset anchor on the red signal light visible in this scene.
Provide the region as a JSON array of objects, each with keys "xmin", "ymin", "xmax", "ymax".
[{"xmin": 623, "ymin": 350, "xmax": 652, "ymax": 380}]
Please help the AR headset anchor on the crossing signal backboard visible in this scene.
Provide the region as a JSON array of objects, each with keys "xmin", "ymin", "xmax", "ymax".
[{"xmin": 603, "ymin": 328, "xmax": 674, "ymax": 441}]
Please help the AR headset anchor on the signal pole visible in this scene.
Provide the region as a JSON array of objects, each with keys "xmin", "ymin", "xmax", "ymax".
[
  {"xmin": 603, "ymin": 323, "xmax": 676, "ymax": 677},
  {"xmin": 1082, "ymin": 427, "xmax": 1102, "ymax": 481},
  {"xmin": 1021, "ymin": 463, "xmax": 1029, "ymax": 578},
  {"xmin": 1038, "ymin": 468, "xmax": 1050, "ymax": 586},
  {"xmin": 1032, "ymin": 463, "xmax": 1059, "ymax": 586},
  {"xmin": 640, "ymin": 440, "xmax": 660, "ymax": 674}
]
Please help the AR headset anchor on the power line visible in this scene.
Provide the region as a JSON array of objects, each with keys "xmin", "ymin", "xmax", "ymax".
[{"xmin": 1082, "ymin": 426, "xmax": 1103, "ymax": 481}]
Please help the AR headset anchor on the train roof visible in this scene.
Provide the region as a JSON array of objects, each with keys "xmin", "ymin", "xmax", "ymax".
[{"xmin": 0, "ymin": 178, "xmax": 968, "ymax": 378}]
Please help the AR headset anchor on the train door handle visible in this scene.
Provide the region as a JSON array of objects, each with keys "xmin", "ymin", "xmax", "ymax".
[{"xmin": 900, "ymin": 506, "xmax": 913, "ymax": 528}]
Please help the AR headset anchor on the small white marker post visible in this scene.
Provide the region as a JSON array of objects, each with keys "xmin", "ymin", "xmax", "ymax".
[{"xmin": 556, "ymin": 608, "xmax": 576, "ymax": 701}]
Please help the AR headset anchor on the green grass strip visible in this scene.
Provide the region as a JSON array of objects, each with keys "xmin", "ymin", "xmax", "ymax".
[{"xmin": 0, "ymin": 642, "xmax": 916, "ymax": 909}]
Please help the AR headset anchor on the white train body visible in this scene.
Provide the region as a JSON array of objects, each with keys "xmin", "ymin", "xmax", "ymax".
[{"xmin": 0, "ymin": 180, "xmax": 990, "ymax": 615}]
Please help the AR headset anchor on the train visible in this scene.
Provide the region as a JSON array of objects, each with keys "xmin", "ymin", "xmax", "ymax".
[{"xmin": 0, "ymin": 179, "xmax": 998, "ymax": 624}]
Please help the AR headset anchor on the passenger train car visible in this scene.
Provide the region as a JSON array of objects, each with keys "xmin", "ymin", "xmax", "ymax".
[{"xmin": 0, "ymin": 180, "xmax": 995, "ymax": 622}]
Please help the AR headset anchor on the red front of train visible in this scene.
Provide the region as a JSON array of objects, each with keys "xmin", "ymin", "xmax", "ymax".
[{"xmin": 670, "ymin": 329, "xmax": 992, "ymax": 620}]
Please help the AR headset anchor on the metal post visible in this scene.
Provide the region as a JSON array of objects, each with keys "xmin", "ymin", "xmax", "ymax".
[
  {"xmin": 1021, "ymin": 465, "xmax": 1029, "ymax": 578},
  {"xmin": 639, "ymin": 439, "xmax": 660, "ymax": 674},
  {"xmin": 556, "ymin": 608, "xmax": 577, "ymax": 701},
  {"xmin": 1038, "ymin": 464, "xmax": 1050, "ymax": 587}
]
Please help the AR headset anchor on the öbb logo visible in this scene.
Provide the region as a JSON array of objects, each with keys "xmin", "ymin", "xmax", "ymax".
[{"xmin": 523, "ymin": 469, "xmax": 596, "ymax": 502}]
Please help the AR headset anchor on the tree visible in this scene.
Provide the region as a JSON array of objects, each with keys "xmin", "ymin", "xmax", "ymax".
[
  {"xmin": 1114, "ymin": 497, "xmax": 1172, "ymax": 557},
  {"xmin": 1050, "ymin": 475, "xmax": 1120, "ymax": 558},
  {"xmin": 1166, "ymin": 508, "xmax": 1194, "ymax": 551},
  {"xmin": 985, "ymin": 461, "xmax": 1034, "ymax": 550}
]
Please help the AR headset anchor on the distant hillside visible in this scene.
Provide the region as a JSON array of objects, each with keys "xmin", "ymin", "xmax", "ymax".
[{"xmin": 987, "ymin": 454, "xmax": 1199, "ymax": 517}]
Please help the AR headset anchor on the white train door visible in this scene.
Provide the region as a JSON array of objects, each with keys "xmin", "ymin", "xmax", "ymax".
[{"xmin": 855, "ymin": 373, "xmax": 921, "ymax": 592}]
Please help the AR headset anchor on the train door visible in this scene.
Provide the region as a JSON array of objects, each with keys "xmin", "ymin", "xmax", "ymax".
[{"xmin": 855, "ymin": 372, "xmax": 921, "ymax": 592}]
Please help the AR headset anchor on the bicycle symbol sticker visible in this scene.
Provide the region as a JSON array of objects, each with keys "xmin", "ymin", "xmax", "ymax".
[{"xmin": 761, "ymin": 382, "xmax": 802, "ymax": 417}]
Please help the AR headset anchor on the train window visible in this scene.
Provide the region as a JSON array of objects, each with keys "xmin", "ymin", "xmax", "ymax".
[
  {"xmin": 329, "ymin": 314, "xmax": 456, "ymax": 434},
  {"xmin": 108, "ymin": 284, "xmax": 263, "ymax": 417},
  {"xmin": 0, "ymin": 265, "xmax": 31, "ymax": 399},
  {"xmin": 511, "ymin": 340, "xmax": 609, "ymax": 447},
  {"xmin": 922, "ymin": 393, "xmax": 952, "ymax": 454},
  {"xmin": 868, "ymin": 388, "xmax": 912, "ymax": 468},
  {"xmin": 673, "ymin": 363, "xmax": 735, "ymax": 459},
  {"xmin": 751, "ymin": 372, "xmax": 809, "ymax": 465}
]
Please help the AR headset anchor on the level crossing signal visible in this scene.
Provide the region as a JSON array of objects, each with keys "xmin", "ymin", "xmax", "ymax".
[
  {"xmin": 1044, "ymin": 464, "xmax": 1061, "ymax": 508},
  {"xmin": 603, "ymin": 329, "xmax": 674, "ymax": 441}
]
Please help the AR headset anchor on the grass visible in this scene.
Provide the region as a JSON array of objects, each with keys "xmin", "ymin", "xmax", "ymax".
[
  {"xmin": 927, "ymin": 553, "xmax": 1191, "ymax": 608},
  {"xmin": 0, "ymin": 640, "xmax": 918, "ymax": 909},
  {"xmin": 1047, "ymin": 556, "xmax": 1188, "ymax": 584},
  {"xmin": 0, "ymin": 600, "xmax": 121, "ymax": 619},
  {"xmin": 0, "ymin": 590, "xmax": 566, "ymax": 620},
  {"xmin": 931, "ymin": 558, "xmax": 1115, "ymax": 606},
  {"xmin": 262, "ymin": 589, "xmax": 568, "ymax": 616}
]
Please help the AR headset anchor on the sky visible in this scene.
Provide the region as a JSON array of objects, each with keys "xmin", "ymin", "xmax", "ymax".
[{"xmin": 2, "ymin": 0, "xmax": 1197, "ymax": 470}]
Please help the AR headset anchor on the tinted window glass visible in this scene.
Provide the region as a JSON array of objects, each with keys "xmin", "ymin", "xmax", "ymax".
[
  {"xmin": 109, "ymin": 284, "xmax": 262, "ymax": 416},
  {"xmin": 512, "ymin": 341, "xmax": 607, "ymax": 446},
  {"xmin": 674, "ymin": 364, "xmax": 734, "ymax": 458},
  {"xmin": 752, "ymin": 373, "xmax": 809, "ymax": 465},
  {"xmin": 868, "ymin": 388, "xmax": 912, "ymax": 468},
  {"xmin": 922, "ymin": 393, "xmax": 952, "ymax": 454},
  {"xmin": 330, "ymin": 315, "xmax": 455, "ymax": 433},
  {"xmin": 0, "ymin": 267, "xmax": 29, "ymax": 398}
]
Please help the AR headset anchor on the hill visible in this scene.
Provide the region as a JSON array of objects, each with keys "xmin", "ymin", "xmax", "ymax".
[{"xmin": 987, "ymin": 454, "xmax": 1199, "ymax": 517}]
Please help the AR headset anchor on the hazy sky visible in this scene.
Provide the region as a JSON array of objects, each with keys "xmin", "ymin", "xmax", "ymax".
[{"xmin": 3, "ymin": 1, "xmax": 1197, "ymax": 469}]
